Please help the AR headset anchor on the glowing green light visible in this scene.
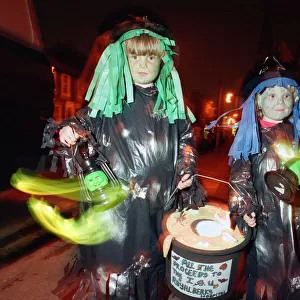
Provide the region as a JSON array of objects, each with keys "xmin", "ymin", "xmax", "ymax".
[
  {"xmin": 286, "ymin": 159, "xmax": 300, "ymax": 185},
  {"xmin": 10, "ymin": 168, "xmax": 130, "ymax": 245},
  {"xmin": 28, "ymin": 197, "xmax": 116, "ymax": 244},
  {"xmin": 84, "ymin": 170, "xmax": 108, "ymax": 192},
  {"xmin": 10, "ymin": 168, "xmax": 81, "ymax": 200},
  {"xmin": 273, "ymin": 143, "xmax": 297, "ymax": 165}
]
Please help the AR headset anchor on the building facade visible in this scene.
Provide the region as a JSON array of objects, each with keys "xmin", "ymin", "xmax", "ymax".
[{"xmin": 47, "ymin": 44, "xmax": 87, "ymax": 122}]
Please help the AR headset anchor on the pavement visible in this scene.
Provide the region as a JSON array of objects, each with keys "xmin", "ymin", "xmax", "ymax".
[
  {"xmin": 0, "ymin": 141, "xmax": 231, "ymax": 265},
  {"xmin": 0, "ymin": 188, "xmax": 78, "ymax": 265},
  {"xmin": 196, "ymin": 141, "xmax": 231, "ymax": 202}
]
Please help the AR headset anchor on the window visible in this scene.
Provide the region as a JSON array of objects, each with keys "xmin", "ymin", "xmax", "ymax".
[
  {"xmin": 64, "ymin": 101, "xmax": 75, "ymax": 118},
  {"xmin": 53, "ymin": 103, "xmax": 63, "ymax": 122},
  {"xmin": 61, "ymin": 73, "xmax": 71, "ymax": 99}
]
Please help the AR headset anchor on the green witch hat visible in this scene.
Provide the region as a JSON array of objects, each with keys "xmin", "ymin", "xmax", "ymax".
[{"xmin": 85, "ymin": 17, "xmax": 195, "ymax": 124}]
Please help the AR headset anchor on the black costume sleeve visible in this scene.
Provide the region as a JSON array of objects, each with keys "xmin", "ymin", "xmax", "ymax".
[
  {"xmin": 40, "ymin": 106, "xmax": 99, "ymax": 177},
  {"xmin": 176, "ymin": 120, "xmax": 207, "ymax": 210},
  {"xmin": 229, "ymin": 157, "xmax": 259, "ymax": 232}
]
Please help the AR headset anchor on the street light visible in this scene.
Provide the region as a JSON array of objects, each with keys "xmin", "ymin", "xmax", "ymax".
[{"xmin": 225, "ymin": 92, "xmax": 233, "ymax": 103}]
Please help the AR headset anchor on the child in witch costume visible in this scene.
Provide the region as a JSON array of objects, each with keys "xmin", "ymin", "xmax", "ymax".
[
  {"xmin": 211, "ymin": 57, "xmax": 300, "ymax": 300},
  {"xmin": 43, "ymin": 17, "xmax": 206, "ymax": 299}
]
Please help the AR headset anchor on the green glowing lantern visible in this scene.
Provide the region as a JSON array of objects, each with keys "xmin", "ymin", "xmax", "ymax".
[{"xmin": 84, "ymin": 170, "xmax": 108, "ymax": 192}]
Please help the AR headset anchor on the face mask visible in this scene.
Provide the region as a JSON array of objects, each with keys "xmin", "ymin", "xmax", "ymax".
[
  {"xmin": 259, "ymin": 86, "xmax": 294, "ymax": 122},
  {"xmin": 127, "ymin": 54, "xmax": 161, "ymax": 87}
]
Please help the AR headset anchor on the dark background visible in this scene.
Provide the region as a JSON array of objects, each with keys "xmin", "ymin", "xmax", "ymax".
[{"xmin": 34, "ymin": 0, "xmax": 300, "ymax": 100}]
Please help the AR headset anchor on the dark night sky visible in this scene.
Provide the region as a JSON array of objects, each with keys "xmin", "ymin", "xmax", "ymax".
[{"xmin": 34, "ymin": 0, "xmax": 300, "ymax": 102}]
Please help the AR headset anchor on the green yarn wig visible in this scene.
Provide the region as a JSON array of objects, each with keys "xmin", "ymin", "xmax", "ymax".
[{"xmin": 85, "ymin": 27, "xmax": 195, "ymax": 124}]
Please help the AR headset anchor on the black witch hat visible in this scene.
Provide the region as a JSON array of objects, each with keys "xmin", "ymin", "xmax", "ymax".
[
  {"xmin": 241, "ymin": 56, "xmax": 297, "ymax": 100},
  {"xmin": 111, "ymin": 16, "xmax": 174, "ymax": 42}
]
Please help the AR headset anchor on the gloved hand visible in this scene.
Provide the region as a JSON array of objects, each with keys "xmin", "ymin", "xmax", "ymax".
[{"xmin": 177, "ymin": 177, "xmax": 207, "ymax": 211}]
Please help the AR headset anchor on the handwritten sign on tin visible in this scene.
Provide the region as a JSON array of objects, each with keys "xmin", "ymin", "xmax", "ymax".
[{"xmin": 170, "ymin": 250, "xmax": 232, "ymax": 298}]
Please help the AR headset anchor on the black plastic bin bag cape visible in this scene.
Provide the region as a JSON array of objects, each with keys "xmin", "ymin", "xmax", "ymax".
[{"xmin": 42, "ymin": 85, "xmax": 206, "ymax": 299}]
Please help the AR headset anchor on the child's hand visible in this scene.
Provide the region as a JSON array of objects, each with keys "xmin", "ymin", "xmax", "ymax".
[
  {"xmin": 243, "ymin": 212, "xmax": 256, "ymax": 227},
  {"xmin": 178, "ymin": 173, "xmax": 193, "ymax": 190},
  {"xmin": 59, "ymin": 126, "xmax": 81, "ymax": 147}
]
